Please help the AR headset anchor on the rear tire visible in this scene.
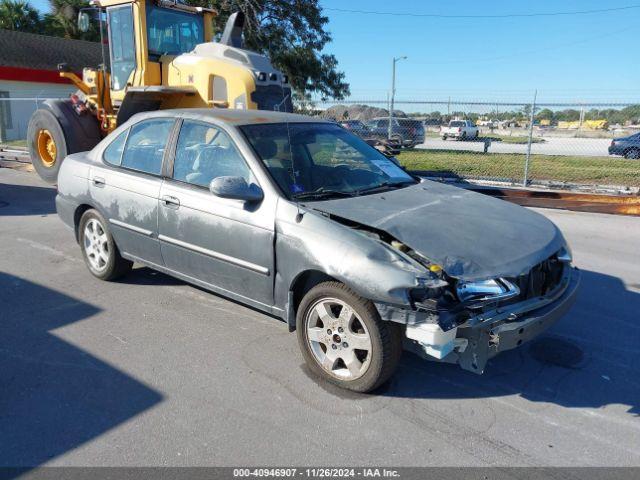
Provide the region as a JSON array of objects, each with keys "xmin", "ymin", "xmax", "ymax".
[
  {"xmin": 79, "ymin": 209, "xmax": 133, "ymax": 281},
  {"xmin": 27, "ymin": 109, "xmax": 67, "ymax": 184},
  {"xmin": 296, "ymin": 281, "xmax": 403, "ymax": 393},
  {"xmin": 624, "ymin": 148, "xmax": 640, "ymax": 159}
]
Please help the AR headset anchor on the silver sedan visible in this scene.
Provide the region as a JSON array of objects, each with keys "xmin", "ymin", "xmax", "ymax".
[{"xmin": 55, "ymin": 109, "xmax": 580, "ymax": 392}]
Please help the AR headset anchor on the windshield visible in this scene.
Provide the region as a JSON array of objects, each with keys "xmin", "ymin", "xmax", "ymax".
[
  {"xmin": 450, "ymin": 121, "xmax": 465, "ymax": 127},
  {"xmin": 240, "ymin": 122, "xmax": 416, "ymax": 200},
  {"xmin": 146, "ymin": 4, "xmax": 204, "ymax": 58}
]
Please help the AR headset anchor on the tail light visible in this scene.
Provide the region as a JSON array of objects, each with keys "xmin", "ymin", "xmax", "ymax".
[
  {"xmin": 458, "ymin": 127, "xmax": 462, "ymax": 132},
  {"xmin": 610, "ymin": 140, "xmax": 615, "ymax": 147}
]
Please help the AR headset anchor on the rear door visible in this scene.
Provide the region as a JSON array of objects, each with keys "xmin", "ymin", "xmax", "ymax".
[
  {"xmin": 157, "ymin": 119, "xmax": 276, "ymax": 309},
  {"xmin": 89, "ymin": 118, "xmax": 176, "ymax": 266}
]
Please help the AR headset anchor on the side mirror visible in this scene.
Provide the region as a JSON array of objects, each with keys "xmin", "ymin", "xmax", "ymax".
[
  {"xmin": 78, "ymin": 11, "xmax": 90, "ymax": 33},
  {"xmin": 209, "ymin": 176, "xmax": 263, "ymax": 202}
]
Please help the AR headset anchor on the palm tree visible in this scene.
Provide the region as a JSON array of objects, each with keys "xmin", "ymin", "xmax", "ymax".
[
  {"xmin": 0, "ymin": 0, "xmax": 41, "ymax": 33},
  {"xmin": 44, "ymin": 0, "xmax": 98, "ymax": 40}
]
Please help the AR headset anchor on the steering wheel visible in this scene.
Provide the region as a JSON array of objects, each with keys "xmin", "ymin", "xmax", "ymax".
[{"xmin": 324, "ymin": 164, "xmax": 351, "ymax": 188}]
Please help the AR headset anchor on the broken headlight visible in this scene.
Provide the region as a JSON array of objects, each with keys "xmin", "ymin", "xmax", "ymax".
[{"xmin": 455, "ymin": 278, "xmax": 520, "ymax": 308}]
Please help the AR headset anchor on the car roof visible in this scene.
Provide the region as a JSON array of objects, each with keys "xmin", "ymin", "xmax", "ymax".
[{"xmin": 128, "ymin": 108, "xmax": 329, "ymax": 127}]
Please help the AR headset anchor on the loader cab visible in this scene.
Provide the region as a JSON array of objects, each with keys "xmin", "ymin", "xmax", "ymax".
[
  {"xmin": 96, "ymin": 0, "xmax": 215, "ymax": 103},
  {"xmin": 27, "ymin": 0, "xmax": 292, "ymax": 185},
  {"xmin": 79, "ymin": 0, "xmax": 291, "ymax": 119}
]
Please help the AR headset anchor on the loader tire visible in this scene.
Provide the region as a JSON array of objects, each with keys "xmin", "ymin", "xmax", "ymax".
[{"xmin": 27, "ymin": 109, "xmax": 68, "ymax": 184}]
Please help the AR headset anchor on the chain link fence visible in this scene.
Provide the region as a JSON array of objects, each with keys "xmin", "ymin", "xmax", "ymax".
[
  {"xmin": 0, "ymin": 88, "xmax": 73, "ymax": 146},
  {"xmin": 309, "ymin": 97, "xmax": 640, "ymax": 191},
  {"xmin": 2, "ymin": 89, "xmax": 639, "ymax": 191}
]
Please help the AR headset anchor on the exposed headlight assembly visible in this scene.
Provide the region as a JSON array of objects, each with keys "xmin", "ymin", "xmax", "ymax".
[{"xmin": 456, "ymin": 278, "xmax": 520, "ymax": 307}]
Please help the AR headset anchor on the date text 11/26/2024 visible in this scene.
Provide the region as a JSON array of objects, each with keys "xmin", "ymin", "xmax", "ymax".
[{"xmin": 232, "ymin": 468, "xmax": 400, "ymax": 478}]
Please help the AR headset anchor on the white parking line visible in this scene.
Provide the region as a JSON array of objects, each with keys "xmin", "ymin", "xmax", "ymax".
[{"xmin": 16, "ymin": 237, "xmax": 81, "ymax": 263}]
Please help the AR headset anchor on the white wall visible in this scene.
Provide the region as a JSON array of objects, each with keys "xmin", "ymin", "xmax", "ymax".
[{"xmin": 0, "ymin": 80, "xmax": 76, "ymax": 142}]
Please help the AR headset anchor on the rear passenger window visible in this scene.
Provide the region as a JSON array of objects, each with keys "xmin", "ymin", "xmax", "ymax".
[
  {"xmin": 103, "ymin": 130, "xmax": 127, "ymax": 166},
  {"xmin": 172, "ymin": 120, "xmax": 252, "ymax": 188},
  {"xmin": 121, "ymin": 119, "xmax": 174, "ymax": 175}
]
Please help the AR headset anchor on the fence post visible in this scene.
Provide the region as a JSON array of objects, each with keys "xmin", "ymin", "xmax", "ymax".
[{"xmin": 523, "ymin": 89, "xmax": 537, "ymax": 187}]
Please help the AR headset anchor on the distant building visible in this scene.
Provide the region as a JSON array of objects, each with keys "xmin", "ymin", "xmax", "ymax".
[{"xmin": 0, "ymin": 29, "xmax": 103, "ymax": 142}]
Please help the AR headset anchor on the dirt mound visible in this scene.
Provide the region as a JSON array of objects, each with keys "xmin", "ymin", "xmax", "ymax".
[{"xmin": 320, "ymin": 104, "xmax": 406, "ymax": 121}]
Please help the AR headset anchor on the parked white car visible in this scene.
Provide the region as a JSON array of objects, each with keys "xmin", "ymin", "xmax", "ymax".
[{"xmin": 442, "ymin": 120, "xmax": 479, "ymax": 140}]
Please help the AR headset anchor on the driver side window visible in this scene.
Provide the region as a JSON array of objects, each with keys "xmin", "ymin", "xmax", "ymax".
[{"xmin": 172, "ymin": 120, "xmax": 252, "ymax": 188}]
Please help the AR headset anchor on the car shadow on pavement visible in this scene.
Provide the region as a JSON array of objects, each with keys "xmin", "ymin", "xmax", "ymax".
[
  {"xmin": 0, "ymin": 272, "xmax": 163, "ymax": 471},
  {"xmin": 116, "ymin": 265, "xmax": 185, "ymax": 286},
  {"xmin": 382, "ymin": 269, "xmax": 640, "ymax": 416},
  {"xmin": 0, "ymin": 182, "xmax": 57, "ymax": 216}
]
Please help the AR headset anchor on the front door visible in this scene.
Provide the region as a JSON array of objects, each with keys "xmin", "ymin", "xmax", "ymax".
[
  {"xmin": 158, "ymin": 119, "xmax": 276, "ymax": 309},
  {"xmin": 107, "ymin": 4, "xmax": 137, "ymax": 94},
  {"xmin": 90, "ymin": 118, "xmax": 176, "ymax": 266}
]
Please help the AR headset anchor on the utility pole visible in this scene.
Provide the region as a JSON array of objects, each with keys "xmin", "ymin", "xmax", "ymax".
[
  {"xmin": 388, "ymin": 56, "xmax": 407, "ymax": 140},
  {"xmin": 523, "ymin": 89, "xmax": 537, "ymax": 187}
]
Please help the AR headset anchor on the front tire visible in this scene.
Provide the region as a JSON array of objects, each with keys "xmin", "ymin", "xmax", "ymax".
[
  {"xmin": 27, "ymin": 109, "xmax": 68, "ymax": 184},
  {"xmin": 296, "ymin": 282, "xmax": 402, "ymax": 392},
  {"xmin": 79, "ymin": 209, "xmax": 132, "ymax": 281}
]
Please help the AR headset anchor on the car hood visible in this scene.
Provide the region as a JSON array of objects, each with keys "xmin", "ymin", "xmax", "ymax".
[{"xmin": 308, "ymin": 181, "xmax": 566, "ymax": 281}]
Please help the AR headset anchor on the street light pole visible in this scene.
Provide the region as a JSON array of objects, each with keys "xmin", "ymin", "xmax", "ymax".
[{"xmin": 388, "ymin": 56, "xmax": 407, "ymax": 141}]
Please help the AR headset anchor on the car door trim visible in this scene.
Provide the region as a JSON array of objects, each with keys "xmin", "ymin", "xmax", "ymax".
[
  {"xmin": 158, "ymin": 234, "xmax": 270, "ymax": 276},
  {"xmin": 108, "ymin": 218, "xmax": 154, "ymax": 237}
]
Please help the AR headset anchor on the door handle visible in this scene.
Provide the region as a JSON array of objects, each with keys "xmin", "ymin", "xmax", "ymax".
[
  {"xmin": 92, "ymin": 176, "xmax": 105, "ymax": 187},
  {"xmin": 161, "ymin": 195, "xmax": 180, "ymax": 208}
]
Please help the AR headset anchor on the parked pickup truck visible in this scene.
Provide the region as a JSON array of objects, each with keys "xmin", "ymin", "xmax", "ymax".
[{"xmin": 442, "ymin": 120, "xmax": 479, "ymax": 140}]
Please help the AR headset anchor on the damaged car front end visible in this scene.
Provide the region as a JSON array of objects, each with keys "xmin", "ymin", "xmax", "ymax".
[
  {"xmin": 377, "ymin": 248, "xmax": 579, "ymax": 374},
  {"xmin": 304, "ymin": 182, "xmax": 580, "ymax": 376}
]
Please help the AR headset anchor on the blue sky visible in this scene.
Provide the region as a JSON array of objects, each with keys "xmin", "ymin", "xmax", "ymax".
[
  {"xmin": 30, "ymin": 0, "xmax": 48, "ymax": 12},
  {"xmin": 29, "ymin": 0, "xmax": 638, "ymax": 103},
  {"xmin": 319, "ymin": 0, "xmax": 639, "ymax": 103}
]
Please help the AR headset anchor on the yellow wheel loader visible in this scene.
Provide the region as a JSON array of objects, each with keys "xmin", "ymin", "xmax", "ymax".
[{"xmin": 27, "ymin": 0, "xmax": 292, "ymax": 183}]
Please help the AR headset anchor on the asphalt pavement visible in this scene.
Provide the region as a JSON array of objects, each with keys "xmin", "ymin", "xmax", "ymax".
[
  {"xmin": 418, "ymin": 136, "xmax": 613, "ymax": 157},
  {"xmin": 1, "ymin": 167, "xmax": 639, "ymax": 467}
]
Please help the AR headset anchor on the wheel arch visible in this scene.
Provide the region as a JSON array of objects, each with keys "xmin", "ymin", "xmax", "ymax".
[
  {"xmin": 624, "ymin": 146, "xmax": 640, "ymax": 158},
  {"xmin": 286, "ymin": 269, "xmax": 340, "ymax": 331},
  {"xmin": 73, "ymin": 203, "xmax": 97, "ymax": 242}
]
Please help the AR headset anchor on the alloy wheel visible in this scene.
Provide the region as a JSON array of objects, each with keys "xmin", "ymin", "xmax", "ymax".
[
  {"xmin": 305, "ymin": 297, "xmax": 372, "ymax": 380},
  {"xmin": 83, "ymin": 218, "xmax": 110, "ymax": 272}
]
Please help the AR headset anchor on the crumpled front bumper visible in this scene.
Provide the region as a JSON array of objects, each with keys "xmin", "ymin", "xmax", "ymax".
[
  {"xmin": 454, "ymin": 266, "xmax": 580, "ymax": 373},
  {"xmin": 406, "ymin": 266, "xmax": 581, "ymax": 374}
]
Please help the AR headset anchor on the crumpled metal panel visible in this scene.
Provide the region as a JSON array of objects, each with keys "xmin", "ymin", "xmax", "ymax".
[{"xmin": 309, "ymin": 180, "xmax": 566, "ymax": 282}]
